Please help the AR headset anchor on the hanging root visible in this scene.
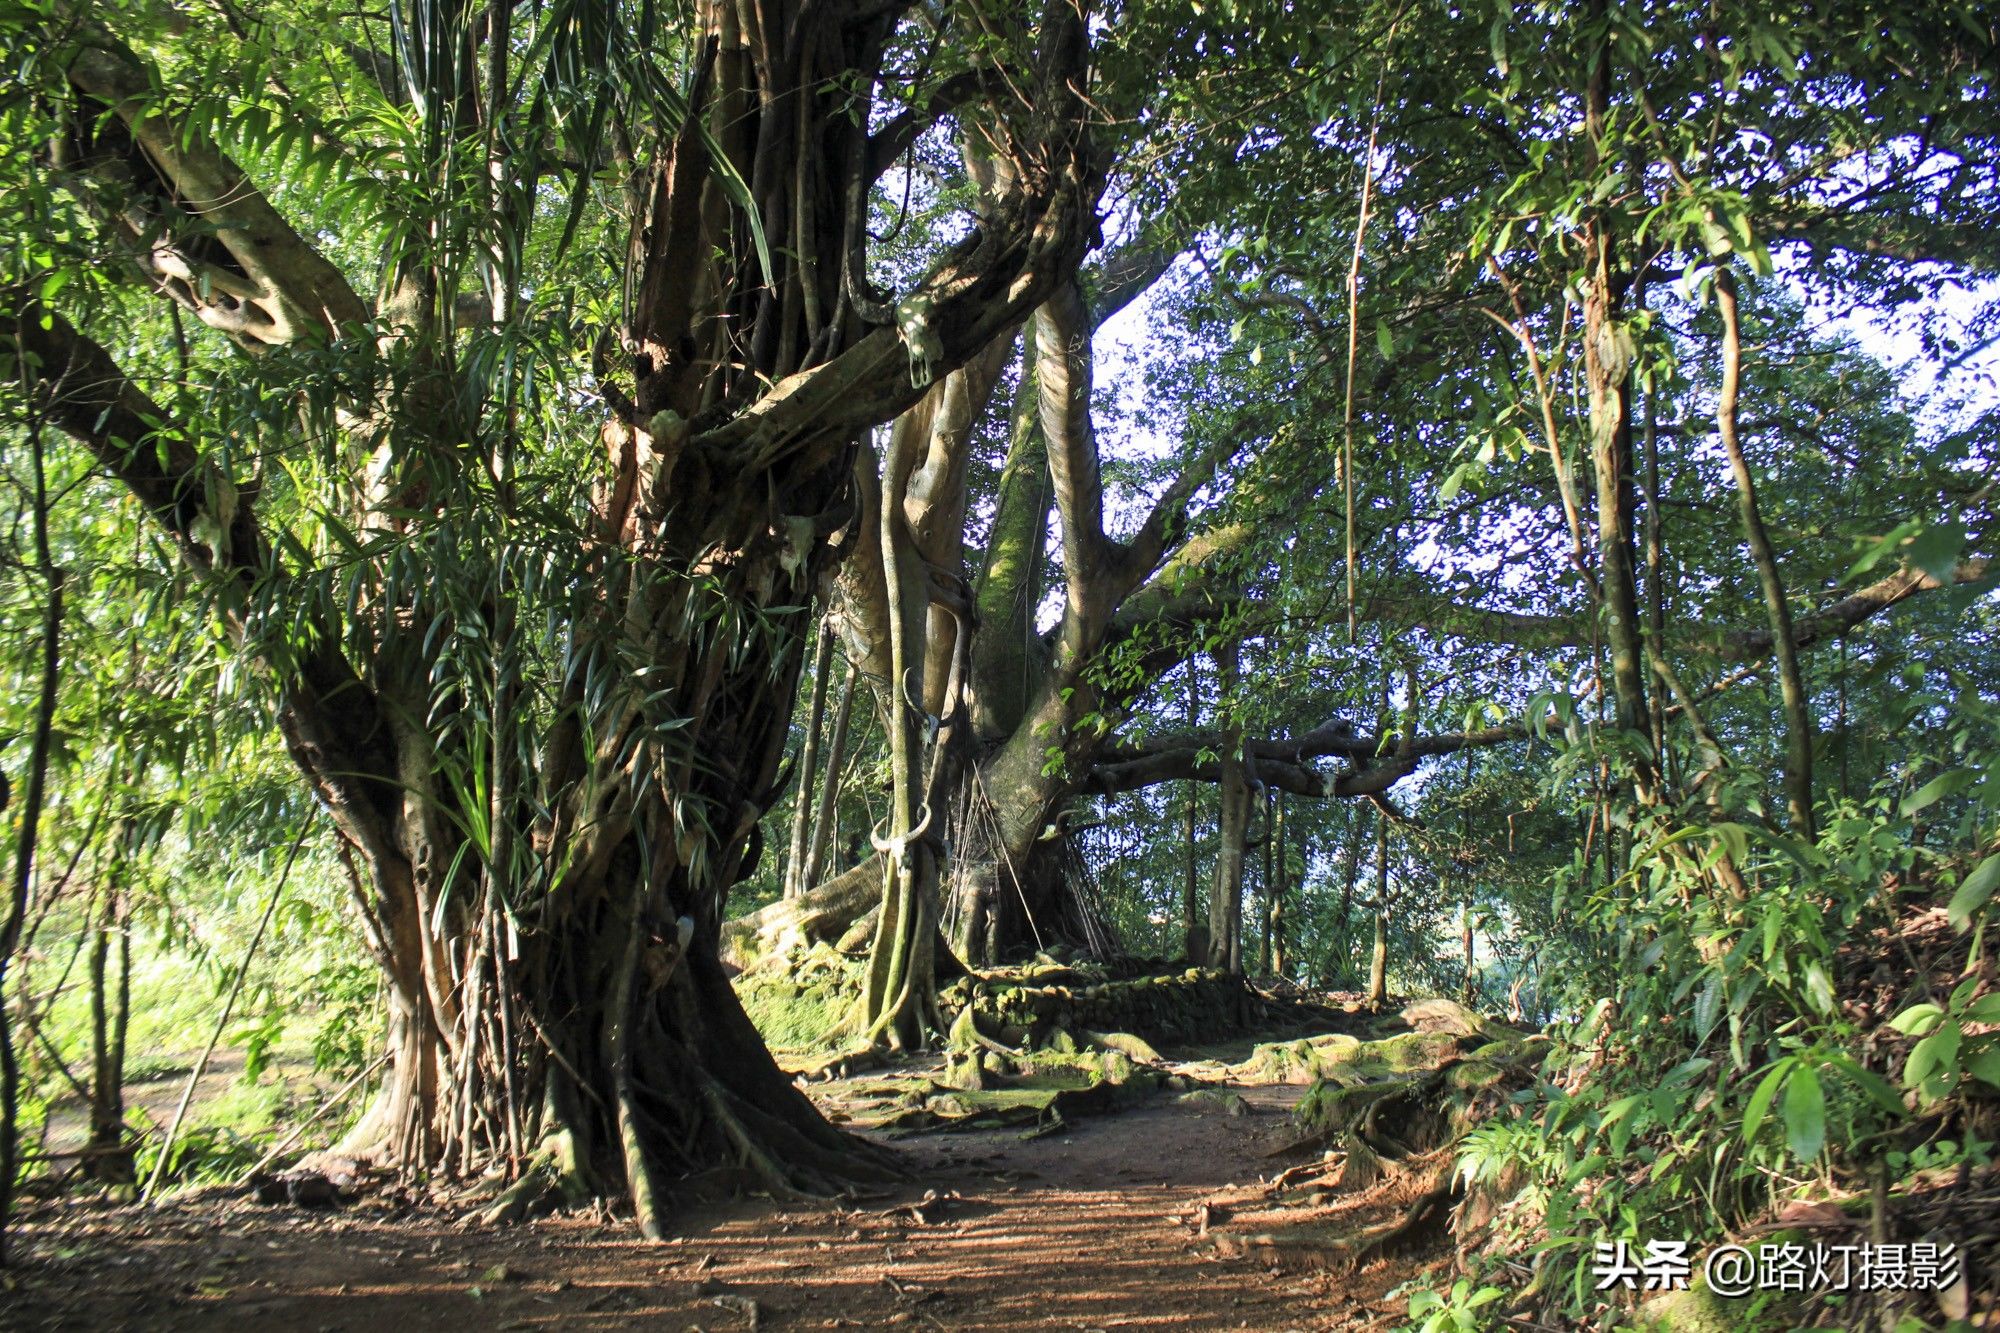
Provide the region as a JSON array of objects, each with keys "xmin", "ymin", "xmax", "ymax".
[{"xmin": 619, "ymin": 1085, "xmax": 673, "ymax": 1240}]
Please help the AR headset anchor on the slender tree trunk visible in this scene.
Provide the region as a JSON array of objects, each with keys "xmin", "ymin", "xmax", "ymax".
[
  {"xmin": 1838, "ymin": 634, "xmax": 1850, "ymax": 802},
  {"xmin": 86, "ymin": 868, "xmax": 134, "ymax": 1183},
  {"xmin": 1367, "ymin": 807, "xmax": 1389, "ymax": 1008},
  {"xmin": 1580, "ymin": 0, "xmax": 1651, "ymax": 789},
  {"xmin": 1584, "ymin": 277, "xmax": 1647, "ymax": 748},
  {"xmin": 1207, "ymin": 643, "xmax": 1246, "ymax": 974},
  {"xmin": 1183, "ymin": 664, "xmax": 1203, "ymax": 962},
  {"xmin": 1210, "ymin": 771, "xmax": 1247, "ymax": 975},
  {"xmin": 1715, "ymin": 268, "xmax": 1814, "ymax": 838},
  {"xmin": 1268, "ymin": 795, "xmax": 1287, "ymax": 979},
  {"xmin": 1460, "ymin": 891, "xmax": 1475, "ymax": 1003},
  {"xmin": 1330, "ymin": 806, "xmax": 1363, "ymax": 988},
  {"xmin": 1, "ymin": 415, "xmax": 61, "ymax": 1263},
  {"xmin": 785, "ymin": 620, "xmax": 837, "ymax": 899},
  {"xmin": 802, "ymin": 665, "xmax": 857, "ymax": 896},
  {"xmin": 1256, "ymin": 789, "xmax": 1273, "ymax": 975},
  {"xmin": 1641, "ymin": 353, "xmax": 1668, "ymax": 764}
]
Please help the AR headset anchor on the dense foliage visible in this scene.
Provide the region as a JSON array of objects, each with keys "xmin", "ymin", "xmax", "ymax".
[{"xmin": 1, "ymin": 0, "xmax": 1996, "ymax": 1325}]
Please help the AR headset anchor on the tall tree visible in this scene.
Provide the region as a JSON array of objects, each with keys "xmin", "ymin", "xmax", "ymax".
[{"xmin": 3, "ymin": 0, "xmax": 1099, "ymax": 1230}]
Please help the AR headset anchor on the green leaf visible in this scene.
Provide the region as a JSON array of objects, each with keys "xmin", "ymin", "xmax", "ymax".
[
  {"xmin": 1888, "ymin": 1003, "xmax": 1945, "ymax": 1037},
  {"xmin": 1961, "ymin": 1040, "xmax": 2000, "ymax": 1090},
  {"xmin": 1903, "ymin": 768, "xmax": 1973, "ymax": 816},
  {"xmin": 1820, "ymin": 1053, "xmax": 1908, "ymax": 1119},
  {"xmin": 1906, "ymin": 1025, "xmax": 1961, "ymax": 1096},
  {"xmin": 1964, "ymin": 993, "xmax": 2000, "ymax": 1024},
  {"xmin": 1741, "ymin": 1060, "xmax": 1790, "ymax": 1144},
  {"xmin": 1693, "ymin": 973, "xmax": 1723, "ymax": 1042},
  {"xmin": 1782, "ymin": 1065, "xmax": 1825, "ymax": 1161},
  {"xmin": 1947, "ymin": 855, "xmax": 2000, "ymax": 931},
  {"xmin": 1848, "ymin": 520, "xmax": 1922, "ymax": 578},
  {"xmin": 1439, "ymin": 462, "xmax": 1470, "ymax": 504},
  {"xmin": 1903, "ymin": 521, "xmax": 1966, "ymax": 584}
]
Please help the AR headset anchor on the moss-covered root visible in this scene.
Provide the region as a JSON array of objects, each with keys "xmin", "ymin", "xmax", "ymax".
[
  {"xmin": 475, "ymin": 1129, "xmax": 595, "ymax": 1226},
  {"xmin": 1240, "ymin": 1033, "xmax": 1365, "ymax": 1084},
  {"xmin": 1277, "ymin": 1030, "xmax": 1541, "ymax": 1197}
]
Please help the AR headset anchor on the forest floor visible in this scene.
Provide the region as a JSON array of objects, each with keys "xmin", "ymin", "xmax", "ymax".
[{"xmin": 1, "ymin": 1041, "xmax": 1442, "ymax": 1332}]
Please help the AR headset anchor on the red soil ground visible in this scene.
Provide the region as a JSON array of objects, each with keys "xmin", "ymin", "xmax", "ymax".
[{"xmin": 2, "ymin": 1078, "xmax": 1433, "ymax": 1332}]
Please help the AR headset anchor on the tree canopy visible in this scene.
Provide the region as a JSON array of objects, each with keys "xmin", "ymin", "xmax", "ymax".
[{"xmin": 2, "ymin": 0, "xmax": 1998, "ymax": 1323}]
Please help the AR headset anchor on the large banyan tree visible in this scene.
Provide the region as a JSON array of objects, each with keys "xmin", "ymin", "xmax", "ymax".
[
  {"xmin": 796, "ymin": 0, "xmax": 2000, "ymax": 1007},
  {"xmin": 1, "ymin": 0, "xmax": 1099, "ymax": 1230}
]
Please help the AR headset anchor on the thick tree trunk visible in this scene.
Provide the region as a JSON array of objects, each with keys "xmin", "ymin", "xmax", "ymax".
[
  {"xmin": 336, "ymin": 622, "xmax": 903, "ymax": 1235},
  {"xmin": 16, "ymin": 0, "xmax": 1100, "ymax": 1233},
  {"xmin": 858, "ymin": 413, "xmax": 953, "ymax": 1049}
]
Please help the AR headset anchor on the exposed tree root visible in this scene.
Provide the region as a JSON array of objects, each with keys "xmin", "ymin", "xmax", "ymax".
[
  {"xmin": 722, "ymin": 859, "xmax": 884, "ymax": 972},
  {"xmin": 475, "ymin": 1129, "xmax": 595, "ymax": 1227},
  {"xmin": 1199, "ymin": 1005, "xmax": 1544, "ymax": 1273}
]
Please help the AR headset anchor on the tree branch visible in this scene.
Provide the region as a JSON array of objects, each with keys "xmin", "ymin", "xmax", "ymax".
[
  {"xmin": 58, "ymin": 24, "xmax": 370, "ymax": 347},
  {"xmin": 1086, "ymin": 555, "xmax": 1994, "ymax": 800},
  {"xmin": 865, "ymin": 71, "xmax": 984, "ymax": 182},
  {"xmin": 0, "ymin": 289, "xmax": 399, "ymax": 855}
]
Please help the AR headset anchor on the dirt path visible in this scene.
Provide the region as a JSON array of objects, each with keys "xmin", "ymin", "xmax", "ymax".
[{"xmin": 3, "ymin": 1076, "xmax": 1425, "ymax": 1332}]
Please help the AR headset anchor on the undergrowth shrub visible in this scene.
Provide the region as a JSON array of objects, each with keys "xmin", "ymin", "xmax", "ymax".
[{"xmin": 1437, "ymin": 685, "xmax": 2000, "ymax": 1327}]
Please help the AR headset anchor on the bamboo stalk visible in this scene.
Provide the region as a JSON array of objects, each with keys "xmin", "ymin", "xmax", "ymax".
[{"xmin": 143, "ymin": 823, "xmax": 311, "ymax": 1205}]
